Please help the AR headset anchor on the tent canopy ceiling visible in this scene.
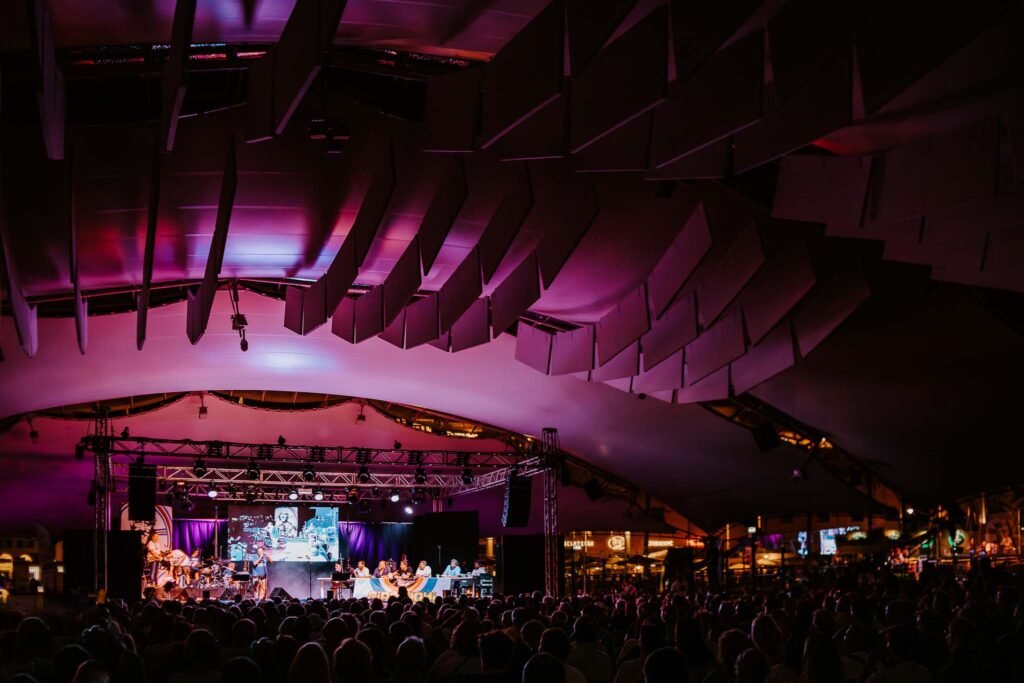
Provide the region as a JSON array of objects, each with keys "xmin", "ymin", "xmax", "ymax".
[{"xmin": 2, "ymin": 0, "xmax": 1024, "ymax": 532}]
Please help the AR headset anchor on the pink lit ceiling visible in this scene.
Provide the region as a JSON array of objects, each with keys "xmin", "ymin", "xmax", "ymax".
[{"xmin": 2, "ymin": 0, "xmax": 1024, "ymax": 529}]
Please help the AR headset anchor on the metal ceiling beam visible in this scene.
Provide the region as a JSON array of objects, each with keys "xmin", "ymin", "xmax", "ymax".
[
  {"xmin": 0, "ymin": 156, "xmax": 39, "ymax": 358},
  {"xmin": 161, "ymin": 0, "xmax": 196, "ymax": 152},
  {"xmin": 137, "ymin": 141, "xmax": 161, "ymax": 350},
  {"xmin": 68, "ymin": 149, "xmax": 87, "ymax": 353},
  {"xmin": 31, "ymin": 0, "xmax": 65, "ymax": 160},
  {"xmin": 186, "ymin": 139, "xmax": 237, "ymax": 344}
]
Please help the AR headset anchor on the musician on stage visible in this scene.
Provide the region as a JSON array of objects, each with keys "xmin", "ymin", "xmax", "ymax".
[
  {"xmin": 188, "ymin": 549, "xmax": 202, "ymax": 584},
  {"xmin": 252, "ymin": 545, "xmax": 270, "ymax": 599},
  {"xmin": 394, "ymin": 560, "xmax": 413, "ymax": 585},
  {"xmin": 470, "ymin": 560, "xmax": 487, "ymax": 577},
  {"xmin": 352, "ymin": 560, "xmax": 370, "ymax": 578},
  {"xmin": 441, "ymin": 559, "xmax": 462, "ymax": 576},
  {"xmin": 144, "ymin": 531, "xmax": 166, "ymax": 586},
  {"xmin": 372, "ymin": 560, "xmax": 389, "ymax": 578},
  {"xmin": 415, "ymin": 560, "xmax": 432, "ymax": 578}
]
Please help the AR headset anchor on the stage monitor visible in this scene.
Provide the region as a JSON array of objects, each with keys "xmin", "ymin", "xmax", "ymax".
[{"xmin": 228, "ymin": 505, "xmax": 339, "ymax": 563}]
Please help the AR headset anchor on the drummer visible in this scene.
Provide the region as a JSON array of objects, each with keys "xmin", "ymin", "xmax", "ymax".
[{"xmin": 188, "ymin": 549, "xmax": 202, "ymax": 583}]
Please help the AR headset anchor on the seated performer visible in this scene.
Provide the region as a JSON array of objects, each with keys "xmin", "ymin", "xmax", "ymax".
[
  {"xmin": 188, "ymin": 549, "xmax": 202, "ymax": 583},
  {"xmin": 470, "ymin": 560, "xmax": 487, "ymax": 577},
  {"xmin": 144, "ymin": 531, "xmax": 165, "ymax": 587},
  {"xmin": 252, "ymin": 545, "xmax": 270, "ymax": 599},
  {"xmin": 394, "ymin": 560, "xmax": 413, "ymax": 585},
  {"xmin": 352, "ymin": 560, "xmax": 370, "ymax": 577},
  {"xmin": 441, "ymin": 559, "xmax": 462, "ymax": 577},
  {"xmin": 372, "ymin": 560, "xmax": 389, "ymax": 578},
  {"xmin": 415, "ymin": 560, "xmax": 432, "ymax": 578}
]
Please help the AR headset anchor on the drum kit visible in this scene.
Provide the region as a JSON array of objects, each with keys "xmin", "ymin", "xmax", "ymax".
[{"xmin": 150, "ymin": 550, "xmax": 255, "ymax": 594}]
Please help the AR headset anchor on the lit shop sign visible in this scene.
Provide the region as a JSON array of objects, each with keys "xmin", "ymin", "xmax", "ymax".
[
  {"xmin": 608, "ymin": 535, "xmax": 627, "ymax": 551},
  {"xmin": 647, "ymin": 539, "xmax": 675, "ymax": 548},
  {"xmin": 563, "ymin": 539, "xmax": 594, "ymax": 549}
]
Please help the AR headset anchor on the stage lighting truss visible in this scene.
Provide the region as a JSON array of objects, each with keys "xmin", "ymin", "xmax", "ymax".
[{"xmin": 92, "ymin": 434, "xmax": 551, "ymax": 505}]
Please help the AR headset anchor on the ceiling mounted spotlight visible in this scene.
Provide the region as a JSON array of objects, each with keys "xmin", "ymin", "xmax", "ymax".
[
  {"xmin": 313, "ymin": 488, "xmax": 324, "ymax": 502},
  {"xmin": 197, "ymin": 394, "xmax": 208, "ymax": 419},
  {"xmin": 404, "ymin": 505, "xmax": 414, "ymax": 515},
  {"xmin": 412, "ymin": 494, "xmax": 425, "ymax": 506},
  {"xmin": 347, "ymin": 486, "xmax": 360, "ymax": 503},
  {"xmin": 393, "ymin": 440, "xmax": 402, "ymax": 450},
  {"xmin": 357, "ymin": 499, "xmax": 371, "ymax": 515},
  {"xmin": 357, "ymin": 465, "xmax": 371, "ymax": 483},
  {"xmin": 121, "ymin": 427, "xmax": 130, "ymax": 439},
  {"xmin": 277, "ymin": 435, "xmax": 286, "ymax": 446},
  {"xmin": 461, "ymin": 468, "xmax": 473, "ymax": 485},
  {"xmin": 226, "ymin": 484, "xmax": 237, "ymax": 497},
  {"xmin": 389, "ymin": 489, "xmax": 400, "ymax": 503},
  {"xmin": 193, "ymin": 458, "xmax": 208, "ymax": 477},
  {"xmin": 230, "ymin": 282, "xmax": 249, "ymax": 352},
  {"xmin": 288, "ymin": 488, "xmax": 299, "ymax": 501},
  {"xmin": 245, "ymin": 459, "xmax": 260, "ymax": 479},
  {"xmin": 370, "ymin": 486, "xmax": 380, "ymax": 497},
  {"xmin": 207, "ymin": 483, "xmax": 218, "ymax": 498},
  {"xmin": 355, "ymin": 401, "xmax": 367, "ymax": 424},
  {"xmin": 244, "ymin": 488, "xmax": 257, "ymax": 503},
  {"xmin": 414, "ymin": 467, "xmax": 426, "ymax": 485},
  {"xmin": 302, "ymin": 464, "xmax": 316, "ymax": 481}
]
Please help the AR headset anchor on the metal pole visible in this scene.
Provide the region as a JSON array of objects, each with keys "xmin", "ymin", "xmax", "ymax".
[{"xmin": 541, "ymin": 429, "xmax": 561, "ymax": 596}]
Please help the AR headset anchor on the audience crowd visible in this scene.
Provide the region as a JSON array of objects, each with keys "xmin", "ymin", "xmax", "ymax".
[{"xmin": 0, "ymin": 562, "xmax": 1020, "ymax": 683}]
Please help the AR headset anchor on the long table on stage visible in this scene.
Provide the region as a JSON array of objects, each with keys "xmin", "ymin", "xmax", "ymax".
[{"xmin": 324, "ymin": 576, "xmax": 480, "ymax": 599}]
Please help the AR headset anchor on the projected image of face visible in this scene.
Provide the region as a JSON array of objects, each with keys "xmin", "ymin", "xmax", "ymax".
[{"xmin": 228, "ymin": 505, "xmax": 339, "ymax": 563}]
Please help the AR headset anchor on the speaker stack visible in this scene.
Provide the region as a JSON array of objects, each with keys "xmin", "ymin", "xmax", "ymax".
[
  {"xmin": 128, "ymin": 462, "xmax": 157, "ymax": 521},
  {"xmin": 502, "ymin": 476, "xmax": 532, "ymax": 528}
]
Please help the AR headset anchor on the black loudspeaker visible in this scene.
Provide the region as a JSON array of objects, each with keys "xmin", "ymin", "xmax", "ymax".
[
  {"xmin": 62, "ymin": 529, "xmax": 143, "ymax": 599},
  {"xmin": 128, "ymin": 462, "xmax": 157, "ymax": 521},
  {"xmin": 269, "ymin": 587, "xmax": 293, "ymax": 600},
  {"xmin": 751, "ymin": 423, "xmax": 781, "ymax": 452},
  {"xmin": 582, "ymin": 478, "xmax": 604, "ymax": 501},
  {"xmin": 502, "ymin": 476, "xmax": 532, "ymax": 528}
]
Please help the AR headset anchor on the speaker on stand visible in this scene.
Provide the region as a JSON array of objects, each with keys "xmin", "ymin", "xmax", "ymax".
[{"xmin": 502, "ymin": 476, "xmax": 532, "ymax": 528}]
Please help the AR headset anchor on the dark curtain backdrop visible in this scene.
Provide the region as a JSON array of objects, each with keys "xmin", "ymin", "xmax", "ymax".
[
  {"xmin": 338, "ymin": 522, "xmax": 412, "ymax": 564},
  {"xmin": 172, "ymin": 519, "xmax": 227, "ymax": 556}
]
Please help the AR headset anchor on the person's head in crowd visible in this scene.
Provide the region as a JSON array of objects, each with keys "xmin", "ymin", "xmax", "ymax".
[
  {"xmin": 638, "ymin": 619, "xmax": 666, "ymax": 656},
  {"xmin": 800, "ymin": 632, "xmax": 844, "ymax": 683},
  {"xmin": 288, "ymin": 641, "xmax": 330, "ymax": 683},
  {"xmin": 522, "ymin": 653, "xmax": 565, "ymax": 683},
  {"xmin": 717, "ymin": 629, "xmax": 752, "ymax": 676},
  {"xmin": 451, "ymin": 619, "xmax": 484, "ymax": 656},
  {"xmin": 520, "ymin": 619, "xmax": 545, "ymax": 652},
  {"xmin": 394, "ymin": 636, "xmax": 427, "ymax": 681},
  {"xmin": 54, "ymin": 644, "xmax": 92, "ymax": 683},
  {"xmin": 572, "ymin": 614, "xmax": 599, "ymax": 644},
  {"xmin": 182, "ymin": 628, "xmax": 219, "ymax": 673},
  {"xmin": 750, "ymin": 616, "xmax": 783, "ymax": 664},
  {"xmin": 332, "ymin": 637, "xmax": 373, "ymax": 683},
  {"xmin": 222, "ymin": 656, "xmax": 262, "ymax": 681},
  {"xmin": 539, "ymin": 627, "xmax": 571, "ymax": 661},
  {"xmin": 643, "ymin": 647, "xmax": 688, "ymax": 683},
  {"xmin": 71, "ymin": 660, "xmax": 110, "ymax": 683},
  {"xmin": 734, "ymin": 648, "xmax": 770, "ymax": 683},
  {"xmin": 479, "ymin": 630, "xmax": 516, "ymax": 673}
]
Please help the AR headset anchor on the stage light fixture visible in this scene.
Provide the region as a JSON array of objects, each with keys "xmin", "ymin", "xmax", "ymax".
[
  {"xmin": 461, "ymin": 468, "xmax": 473, "ymax": 485},
  {"xmin": 302, "ymin": 464, "xmax": 316, "ymax": 481},
  {"xmin": 207, "ymin": 484, "xmax": 218, "ymax": 498},
  {"xmin": 288, "ymin": 488, "xmax": 299, "ymax": 501},
  {"xmin": 347, "ymin": 487, "xmax": 360, "ymax": 503},
  {"xmin": 193, "ymin": 458, "xmax": 208, "ymax": 477},
  {"xmin": 313, "ymin": 489, "xmax": 324, "ymax": 501},
  {"xmin": 74, "ymin": 441, "xmax": 86, "ymax": 460},
  {"xmin": 906, "ymin": 506, "xmax": 915, "ymax": 516},
  {"xmin": 404, "ymin": 505, "xmax": 414, "ymax": 515},
  {"xmin": 357, "ymin": 465, "xmax": 371, "ymax": 483},
  {"xmin": 245, "ymin": 460, "xmax": 260, "ymax": 479},
  {"xmin": 121, "ymin": 427, "xmax": 130, "ymax": 439},
  {"xmin": 393, "ymin": 440, "xmax": 402, "ymax": 450},
  {"xmin": 389, "ymin": 489, "xmax": 400, "ymax": 503},
  {"xmin": 277, "ymin": 435, "xmax": 286, "ymax": 446},
  {"xmin": 357, "ymin": 499, "xmax": 371, "ymax": 515},
  {"xmin": 412, "ymin": 494, "xmax": 425, "ymax": 506},
  {"xmin": 355, "ymin": 402, "xmax": 367, "ymax": 424},
  {"xmin": 414, "ymin": 467, "xmax": 426, "ymax": 485},
  {"xmin": 227, "ymin": 485, "xmax": 237, "ymax": 497},
  {"xmin": 244, "ymin": 488, "xmax": 257, "ymax": 503},
  {"xmin": 370, "ymin": 486, "xmax": 380, "ymax": 497}
]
